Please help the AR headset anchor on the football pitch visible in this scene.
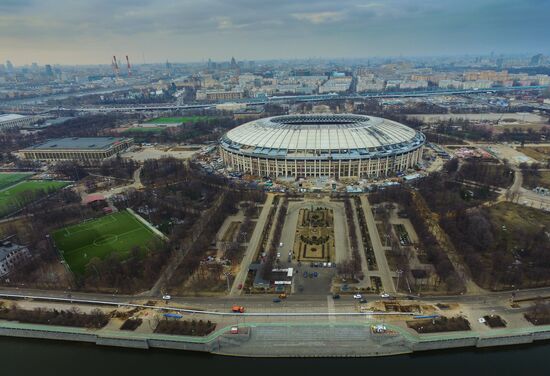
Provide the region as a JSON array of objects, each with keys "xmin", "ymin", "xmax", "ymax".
[
  {"xmin": 0, "ymin": 172, "xmax": 33, "ymax": 190},
  {"xmin": 146, "ymin": 116, "xmax": 215, "ymax": 124},
  {"xmin": 52, "ymin": 210, "xmax": 162, "ymax": 275},
  {"xmin": 0, "ymin": 180, "xmax": 69, "ymax": 216}
]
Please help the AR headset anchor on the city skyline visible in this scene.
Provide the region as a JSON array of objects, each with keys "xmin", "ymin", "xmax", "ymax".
[{"xmin": 1, "ymin": 0, "xmax": 549, "ymax": 65}]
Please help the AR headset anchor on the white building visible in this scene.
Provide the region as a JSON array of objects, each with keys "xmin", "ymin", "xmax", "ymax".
[
  {"xmin": 0, "ymin": 240, "xmax": 31, "ymax": 278},
  {"xmin": 0, "ymin": 114, "xmax": 35, "ymax": 131},
  {"xmin": 356, "ymin": 77, "xmax": 385, "ymax": 92},
  {"xmin": 318, "ymin": 77, "xmax": 352, "ymax": 94},
  {"xmin": 195, "ymin": 89, "xmax": 244, "ymax": 101},
  {"xmin": 462, "ymin": 80, "xmax": 493, "ymax": 90},
  {"xmin": 399, "ymin": 80, "xmax": 428, "ymax": 90},
  {"xmin": 438, "ymin": 80, "xmax": 464, "ymax": 89}
]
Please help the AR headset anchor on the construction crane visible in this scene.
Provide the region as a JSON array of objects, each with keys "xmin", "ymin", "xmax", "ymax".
[
  {"xmin": 126, "ymin": 55, "xmax": 132, "ymax": 77},
  {"xmin": 112, "ymin": 55, "xmax": 120, "ymax": 78}
]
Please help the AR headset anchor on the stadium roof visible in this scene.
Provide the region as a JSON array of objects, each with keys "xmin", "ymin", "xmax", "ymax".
[
  {"xmin": 221, "ymin": 114, "xmax": 423, "ymax": 153},
  {"xmin": 22, "ymin": 137, "xmax": 131, "ymax": 151}
]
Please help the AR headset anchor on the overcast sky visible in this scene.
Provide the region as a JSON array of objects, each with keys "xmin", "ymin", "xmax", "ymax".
[{"xmin": 1, "ymin": 0, "xmax": 549, "ymax": 65}]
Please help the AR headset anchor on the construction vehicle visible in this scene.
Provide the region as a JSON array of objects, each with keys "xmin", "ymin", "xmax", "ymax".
[{"xmin": 231, "ymin": 305, "xmax": 245, "ymax": 313}]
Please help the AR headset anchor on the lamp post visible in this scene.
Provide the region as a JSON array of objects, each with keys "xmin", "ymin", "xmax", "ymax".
[{"xmin": 396, "ymin": 269, "xmax": 403, "ymax": 292}]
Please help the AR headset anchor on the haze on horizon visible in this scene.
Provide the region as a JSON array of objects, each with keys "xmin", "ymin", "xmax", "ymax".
[{"xmin": 1, "ymin": 0, "xmax": 548, "ymax": 66}]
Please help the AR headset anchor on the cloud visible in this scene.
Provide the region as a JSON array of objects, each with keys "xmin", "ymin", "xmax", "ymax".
[
  {"xmin": 291, "ymin": 11, "xmax": 346, "ymax": 24},
  {"xmin": 0, "ymin": 0, "xmax": 549, "ymax": 64}
]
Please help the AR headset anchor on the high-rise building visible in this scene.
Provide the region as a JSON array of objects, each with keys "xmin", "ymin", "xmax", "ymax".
[
  {"xmin": 5, "ymin": 60, "xmax": 14, "ymax": 73},
  {"xmin": 45, "ymin": 64, "xmax": 54, "ymax": 77},
  {"xmin": 530, "ymin": 54, "xmax": 545, "ymax": 66}
]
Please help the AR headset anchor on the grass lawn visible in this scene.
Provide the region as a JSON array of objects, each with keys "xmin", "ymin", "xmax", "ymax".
[
  {"xmin": 0, "ymin": 172, "xmax": 33, "ymax": 190},
  {"xmin": 0, "ymin": 180, "xmax": 69, "ymax": 216},
  {"xmin": 540, "ymin": 171, "xmax": 550, "ymax": 188},
  {"xmin": 145, "ymin": 116, "xmax": 215, "ymax": 124},
  {"xmin": 487, "ymin": 202, "xmax": 550, "ymax": 248},
  {"xmin": 52, "ymin": 209, "xmax": 161, "ymax": 275},
  {"xmin": 517, "ymin": 147, "xmax": 550, "ymax": 163}
]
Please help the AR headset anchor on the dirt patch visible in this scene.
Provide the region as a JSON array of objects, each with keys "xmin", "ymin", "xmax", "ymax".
[
  {"xmin": 154, "ymin": 319, "xmax": 216, "ymax": 336},
  {"xmin": 483, "ymin": 315, "xmax": 507, "ymax": 328},
  {"xmin": 120, "ymin": 318, "xmax": 143, "ymax": 331},
  {"xmin": 407, "ymin": 316, "xmax": 471, "ymax": 333}
]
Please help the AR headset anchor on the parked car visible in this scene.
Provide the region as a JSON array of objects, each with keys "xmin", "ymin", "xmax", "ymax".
[
  {"xmin": 332, "ymin": 294, "xmax": 340, "ymax": 299},
  {"xmin": 353, "ymin": 294, "xmax": 362, "ymax": 299},
  {"xmin": 380, "ymin": 292, "xmax": 390, "ymax": 298},
  {"xmin": 359, "ymin": 298, "xmax": 367, "ymax": 304},
  {"xmin": 303, "ymin": 271, "xmax": 308, "ymax": 278},
  {"xmin": 313, "ymin": 272, "xmax": 318, "ymax": 278},
  {"xmin": 272, "ymin": 298, "xmax": 281, "ymax": 303},
  {"xmin": 162, "ymin": 295, "xmax": 171, "ymax": 300}
]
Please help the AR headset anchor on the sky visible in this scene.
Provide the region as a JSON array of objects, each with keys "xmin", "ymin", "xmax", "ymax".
[{"xmin": 1, "ymin": 0, "xmax": 549, "ymax": 65}]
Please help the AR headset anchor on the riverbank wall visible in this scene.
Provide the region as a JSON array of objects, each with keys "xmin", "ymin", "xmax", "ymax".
[{"xmin": 2, "ymin": 320, "xmax": 550, "ymax": 357}]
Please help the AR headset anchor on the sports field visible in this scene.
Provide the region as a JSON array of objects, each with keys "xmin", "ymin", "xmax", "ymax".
[
  {"xmin": 122, "ymin": 127, "xmax": 165, "ymax": 134},
  {"xmin": 0, "ymin": 180, "xmax": 69, "ymax": 216},
  {"xmin": 52, "ymin": 209, "xmax": 162, "ymax": 275},
  {"xmin": 146, "ymin": 116, "xmax": 215, "ymax": 124},
  {"xmin": 0, "ymin": 172, "xmax": 33, "ymax": 190}
]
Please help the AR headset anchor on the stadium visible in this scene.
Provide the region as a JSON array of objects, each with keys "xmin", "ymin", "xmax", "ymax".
[{"xmin": 219, "ymin": 114, "xmax": 425, "ymax": 179}]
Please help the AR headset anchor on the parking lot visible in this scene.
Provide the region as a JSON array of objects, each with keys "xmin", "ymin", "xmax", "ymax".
[{"xmin": 291, "ymin": 263, "xmax": 336, "ymax": 295}]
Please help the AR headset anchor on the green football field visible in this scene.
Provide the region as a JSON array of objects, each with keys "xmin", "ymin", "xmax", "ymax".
[
  {"xmin": 145, "ymin": 116, "xmax": 215, "ymax": 124},
  {"xmin": 0, "ymin": 180, "xmax": 69, "ymax": 216},
  {"xmin": 121, "ymin": 126, "xmax": 165, "ymax": 134},
  {"xmin": 0, "ymin": 172, "xmax": 33, "ymax": 190},
  {"xmin": 52, "ymin": 210, "xmax": 161, "ymax": 275}
]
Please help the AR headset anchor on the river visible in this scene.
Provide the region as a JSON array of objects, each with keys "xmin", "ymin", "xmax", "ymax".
[{"xmin": 0, "ymin": 337, "xmax": 547, "ymax": 376}]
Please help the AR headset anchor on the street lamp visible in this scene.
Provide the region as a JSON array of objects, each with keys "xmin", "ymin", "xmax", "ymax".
[
  {"xmin": 396, "ymin": 269, "xmax": 403, "ymax": 291},
  {"xmin": 223, "ymin": 272, "xmax": 232, "ymax": 292}
]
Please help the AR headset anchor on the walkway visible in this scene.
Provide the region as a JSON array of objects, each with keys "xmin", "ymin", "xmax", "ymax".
[
  {"xmin": 229, "ymin": 194, "xmax": 274, "ymax": 296},
  {"xmin": 359, "ymin": 196, "xmax": 396, "ymax": 293}
]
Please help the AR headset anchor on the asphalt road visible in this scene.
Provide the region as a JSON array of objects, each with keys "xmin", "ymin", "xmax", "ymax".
[{"xmin": 2, "ymin": 283, "xmax": 549, "ymax": 314}]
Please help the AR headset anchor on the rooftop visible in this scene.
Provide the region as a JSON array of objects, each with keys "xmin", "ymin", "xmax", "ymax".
[
  {"xmin": 0, "ymin": 114, "xmax": 27, "ymax": 123},
  {"xmin": 0, "ymin": 241, "xmax": 27, "ymax": 261},
  {"xmin": 23, "ymin": 137, "xmax": 131, "ymax": 151},
  {"xmin": 222, "ymin": 114, "xmax": 424, "ymax": 155}
]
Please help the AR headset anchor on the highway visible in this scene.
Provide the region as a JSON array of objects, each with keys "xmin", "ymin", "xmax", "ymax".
[{"xmin": 12, "ymin": 85, "xmax": 545, "ymax": 114}]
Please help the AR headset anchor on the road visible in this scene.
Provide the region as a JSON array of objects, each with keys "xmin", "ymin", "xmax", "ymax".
[
  {"xmin": 2, "ymin": 283, "xmax": 550, "ymax": 317},
  {"xmin": 83, "ymin": 166, "xmax": 144, "ymax": 201},
  {"xmin": 13, "ymin": 85, "xmax": 544, "ymax": 114}
]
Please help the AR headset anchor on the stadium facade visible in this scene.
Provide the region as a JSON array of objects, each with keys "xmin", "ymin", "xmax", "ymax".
[
  {"xmin": 219, "ymin": 114, "xmax": 425, "ymax": 179},
  {"xmin": 20, "ymin": 137, "xmax": 133, "ymax": 163}
]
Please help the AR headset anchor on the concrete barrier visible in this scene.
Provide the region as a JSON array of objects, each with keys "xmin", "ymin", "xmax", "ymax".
[
  {"xmin": 0, "ymin": 327, "xmax": 97, "ymax": 344},
  {"xmin": 412, "ymin": 337, "xmax": 478, "ymax": 351},
  {"xmin": 96, "ymin": 336, "xmax": 149, "ymax": 349}
]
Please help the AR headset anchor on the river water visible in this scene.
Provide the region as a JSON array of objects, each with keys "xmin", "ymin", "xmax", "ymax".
[{"xmin": 0, "ymin": 337, "xmax": 547, "ymax": 376}]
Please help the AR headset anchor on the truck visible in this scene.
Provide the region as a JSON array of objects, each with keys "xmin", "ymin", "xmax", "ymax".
[{"xmin": 231, "ymin": 305, "xmax": 245, "ymax": 313}]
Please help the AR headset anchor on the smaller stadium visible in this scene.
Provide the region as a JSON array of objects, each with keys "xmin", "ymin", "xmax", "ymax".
[{"xmin": 52, "ymin": 209, "xmax": 164, "ymax": 275}]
